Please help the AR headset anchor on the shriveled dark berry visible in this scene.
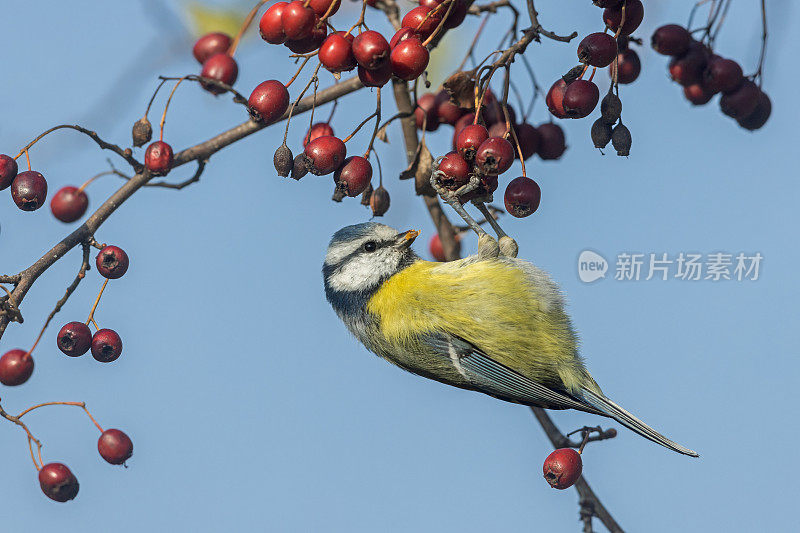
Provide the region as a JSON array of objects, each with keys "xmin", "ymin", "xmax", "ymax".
[
  {"xmin": 291, "ymin": 154, "xmax": 309, "ymax": 180},
  {"xmin": 98, "ymin": 429, "xmax": 134, "ymax": 465},
  {"xmin": 57, "ymin": 321, "xmax": 92, "ymax": 357},
  {"xmin": 131, "ymin": 117, "xmax": 153, "ymax": 148},
  {"xmin": 611, "ymin": 122, "xmax": 632, "ymax": 156},
  {"xmin": 591, "ymin": 118, "xmax": 613, "ymax": 149},
  {"xmin": 370, "ymin": 185, "xmax": 390, "ymax": 216},
  {"xmin": 273, "ymin": 144, "xmax": 293, "ymax": 177},
  {"xmin": 600, "ymin": 91, "xmax": 622, "ymax": 124},
  {"xmin": 96, "ymin": 245, "xmax": 129, "ymax": 279}
]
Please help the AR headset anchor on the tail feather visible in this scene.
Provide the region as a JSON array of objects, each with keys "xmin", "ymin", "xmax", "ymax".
[{"xmin": 580, "ymin": 389, "xmax": 699, "ymax": 457}]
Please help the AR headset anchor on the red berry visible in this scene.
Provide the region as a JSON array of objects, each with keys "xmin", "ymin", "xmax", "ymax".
[
  {"xmin": 475, "ymin": 137, "xmax": 514, "ymax": 176},
  {"xmin": 504, "ymin": 176, "xmax": 541, "ymax": 218},
  {"xmin": 563, "ymin": 79, "xmax": 599, "ymax": 119},
  {"xmin": 358, "ymin": 63, "xmax": 393, "ymax": 87},
  {"xmin": 613, "ymin": 48, "xmax": 641, "ymax": 84},
  {"xmin": 456, "ymin": 123, "xmax": 489, "ymax": 161},
  {"xmin": 0, "ymin": 349, "xmax": 34, "ymax": 386},
  {"xmin": 537, "ymin": 123, "xmax": 567, "ymax": 160},
  {"xmin": 285, "ymin": 18, "xmax": 327, "ymax": 53},
  {"xmin": 308, "ymin": 0, "xmax": 340, "ymax": 17},
  {"xmin": 352, "ymin": 30, "xmax": 390, "ymax": 70},
  {"xmin": 389, "ymin": 38, "xmax": 429, "ymax": 81},
  {"xmin": 704, "ymin": 57, "xmax": 743, "ymax": 94},
  {"xmin": 683, "ymin": 83, "xmax": 714, "ymax": 106},
  {"xmin": 720, "ymin": 79, "xmax": 760, "ymax": 119},
  {"xmin": 0, "ymin": 154, "xmax": 18, "ymax": 190},
  {"xmin": 50, "ymin": 186, "xmax": 88, "ymax": 223},
  {"xmin": 319, "ymin": 32, "xmax": 356, "ymax": 73},
  {"xmin": 98, "ymin": 429, "xmax": 134, "ymax": 465},
  {"xmin": 303, "ymin": 122, "xmax": 335, "ymax": 147},
  {"xmin": 248, "ymin": 80, "xmax": 290, "ymax": 123},
  {"xmin": 96, "ymin": 245, "xmax": 129, "ymax": 279},
  {"xmin": 11, "ymin": 171, "xmax": 48, "ymax": 211},
  {"xmin": 259, "ymin": 2, "xmax": 289, "ymax": 44},
  {"xmin": 442, "ymin": 0, "xmax": 468, "ymax": 29},
  {"xmin": 414, "ymin": 93, "xmax": 440, "ymax": 131},
  {"xmin": 603, "ymin": 0, "xmax": 644, "ymax": 36},
  {"xmin": 333, "ymin": 156, "xmax": 372, "ymax": 196},
  {"xmin": 192, "ymin": 32, "xmax": 232, "ymax": 64},
  {"xmin": 401, "ymin": 6, "xmax": 441, "ymax": 40},
  {"xmin": 435, "ymin": 151, "xmax": 471, "ymax": 190},
  {"xmin": 91, "ymin": 329, "xmax": 123, "ymax": 363},
  {"xmin": 303, "ymin": 136, "xmax": 346, "ymax": 175},
  {"xmin": 543, "ymin": 448, "xmax": 583, "ymax": 489},
  {"xmin": 389, "ymin": 27, "xmax": 418, "ymax": 49},
  {"xmin": 200, "ymin": 53, "xmax": 238, "ymax": 94},
  {"xmin": 577, "ymin": 32, "xmax": 617, "ymax": 68},
  {"xmin": 429, "ymin": 232, "xmax": 461, "ymax": 262},
  {"xmin": 487, "ymin": 121, "xmax": 510, "ymax": 139},
  {"xmin": 668, "ymin": 41, "xmax": 709, "ymax": 86},
  {"xmin": 738, "ymin": 91, "xmax": 771, "ymax": 131},
  {"xmin": 546, "ymin": 78, "xmax": 569, "ymax": 119},
  {"xmin": 57, "ymin": 322, "xmax": 92, "ymax": 357},
  {"xmin": 39, "ymin": 463, "xmax": 79, "ymax": 502},
  {"xmin": 282, "ymin": 1, "xmax": 316, "ymax": 41},
  {"xmin": 651, "ymin": 24, "xmax": 691, "ymax": 56},
  {"xmin": 144, "ymin": 141, "xmax": 173, "ymax": 176},
  {"xmin": 515, "ymin": 123, "xmax": 540, "ymax": 160},
  {"xmin": 434, "ymin": 90, "xmax": 463, "ymax": 125}
]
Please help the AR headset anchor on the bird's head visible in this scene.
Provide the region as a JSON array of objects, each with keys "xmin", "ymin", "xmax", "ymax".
[{"xmin": 323, "ymin": 222, "xmax": 420, "ymax": 294}]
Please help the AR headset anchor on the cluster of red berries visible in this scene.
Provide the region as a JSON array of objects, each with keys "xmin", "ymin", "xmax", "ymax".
[
  {"xmin": 38, "ymin": 427, "xmax": 133, "ymax": 502},
  {"xmin": 194, "ymin": 32, "xmax": 239, "ymax": 94},
  {"xmin": 652, "ymin": 24, "xmax": 771, "ymax": 130}
]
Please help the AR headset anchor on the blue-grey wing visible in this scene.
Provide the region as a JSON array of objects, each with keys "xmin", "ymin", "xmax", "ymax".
[{"xmin": 424, "ymin": 333, "xmax": 600, "ymax": 413}]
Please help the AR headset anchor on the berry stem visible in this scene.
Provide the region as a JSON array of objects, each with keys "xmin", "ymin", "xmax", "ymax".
[
  {"xmin": 285, "ymin": 56, "xmax": 312, "ymax": 89},
  {"xmin": 0, "ymin": 401, "xmax": 44, "ymax": 471},
  {"xmin": 144, "ymin": 78, "xmax": 169, "ymax": 119},
  {"xmin": 421, "ymin": 0, "xmax": 456, "ymax": 47},
  {"xmin": 345, "ymin": 0, "xmax": 369, "ymax": 35},
  {"xmin": 229, "ymin": 0, "xmax": 271, "ymax": 57},
  {"xmin": 363, "ymin": 87, "xmax": 382, "ymax": 157},
  {"xmin": 456, "ymin": 13, "xmax": 490, "ymax": 72},
  {"xmin": 159, "ymin": 77, "xmax": 187, "ymax": 142},
  {"xmin": 86, "ymin": 278, "xmax": 109, "ymax": 329},
  {"xmin": 17, "ymin": 401, "xmax": 104, "ymax": 433},
  {"xmin": 283, "ymin": 64, "xmax": 323, "ymax": 143},
  {"xmin": 77, "ymin": 170, "xmax": 116, "ymax": 194}
]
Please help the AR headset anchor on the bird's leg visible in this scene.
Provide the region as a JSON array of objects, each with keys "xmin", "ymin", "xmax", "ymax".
[
  {"xmin": 472, "ymin": 200, "xmax": 518, "ymax": 258},
  {"xmin": 430, "ymin": 167, "xmax": 499, "ymax": 258}
]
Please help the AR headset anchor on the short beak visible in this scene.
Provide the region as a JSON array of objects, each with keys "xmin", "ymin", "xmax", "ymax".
[{"xmin": 395, "ymin": 229, "xmax": 420, "ymax": 249}]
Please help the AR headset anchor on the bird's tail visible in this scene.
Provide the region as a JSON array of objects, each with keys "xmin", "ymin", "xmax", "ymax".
[{"xmin": 579, "ymin": 388, "xmax": 699, "ymax": 457}]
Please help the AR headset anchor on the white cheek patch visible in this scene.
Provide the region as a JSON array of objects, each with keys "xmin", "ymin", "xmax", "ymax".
[
  {"xmin": 325, "ymin": 241, "xmax": 359, "ymax": 266},
  {"xmin": 327, "ymin": 249, "xmax": 399, "ymax": 292}
]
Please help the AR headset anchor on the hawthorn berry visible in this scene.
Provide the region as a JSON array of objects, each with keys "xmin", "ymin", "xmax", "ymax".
[
  {"xmin": 308, "ymin": 0, "xmax": 340, "ymax": 17},
  {"xmin": 390, "ymin": 38, "xmax": 429, "ymax": 81},
  {"xmin": 39, "ymin": 463, "xmax": 79, "ymax": 502},
  {"xmin": 144, "ymin": 141, "xmax": 173, "ymax": 176},
  {"xmin": 475, "ymin": 137, "xmax": 514, "ymax": 176},
  {"xmin": 563, "ymin": 80, "xmax": 599, "ymax": 119},
  {"xmin": 577, "ymin": 32, "xmax": 617, "ymax": 68},
  {"xmin": 537, "ymin": 122, "xmax": 567, "ymax": 160},
  {"xmin": 543, "ymin": 448, "xmax": 582, "ymax": 489},
  {"xmin": 704, "ymin": 57, "xmax": 743, "ymax": 94},
  {"xmin": 50, "ymin": 186, "xmax": 88, "ymax": 223},
  {"xmin": 319, "ymin": 32, "xmax": 356, "ymax": 73},
  {"xmin": 192, "ymin": 32, "xmax": 232, "ymax": 64},
  {"xmin": 352, "ymin": 30, "xmax": 391, "ymax": 70},
  {"xmin": 98, "ymin": 429, "xmax": 134, "ymax": 465},
  {"xmin": 303, "ymin": 123, "xmax": 335, "ymax": 147},
  {"xmin": 401, "ymin": 6, "xmax": 441, "ymax": 40},
  {"xmin": 96, "ymin": 245, "xmax": 129, "ymax": 279},
  {"xmin": 291, "ymin": 154, "xmax": 309, "ymax": 180},
  {"xmin": 738, "ymin": 91, "xmax": 771, "ymax": 131},
  {"xmin": 0, "ymin": 349, "xmax": 34, "ymax": 386},
  {"xmin": 515, "ymin": 123, "xmax": 540, "ymax": 160},
  {"xmin": 285, "ymin": 19, "xmax": 327, "ymax": 53},
  {"xmin": 720, "ymin": 80, "xmax": 761, "ymax": 119},
  {"xmin": 434, "ymin": 90, "xmax": 463, "ymax": 125},
  {"xmin": 546, "ymin": 78, "xmax": 569, "ymax": 119},
  {"xmin": 0, "ymin": 154, "xmax": 18, "ymax": 190},
  {"xmin": 442, "ymin": 0, "xmax": 468, "ymax": 29},
  {"xmin": 248, "ymin": 80, "xmax": 290, "ymax": 123},
  {"xmin": 603, "ymin": 0, "xmax": 644, "ymax": 36},
  {"xmin": 333, "ymin": 156, "xmax": 372, "ymax": 197},
  {"xmin": 414, "ymin": 93, "xmax": 439, "ymax": 131},
  {"xmin": 358, "ymin": 63, "xmax": 393, "ymax": 87},
  {"xmin": 591, "ymin": 118, "xmax": 613, "ymax": 148},
  {"xmin": 429, "ymin": 232, "xmax": 461, "ymax": 262},
  {"xmin": 651, "ymin": 24, "xmax": 691, "ymax": 56},
  {"xmin": 600, "ymin": 91, "xmax": 622, "ymax": 124},
  {"xmin": 683, "ymin": 83, "xmax": 714, "ymax": 106},
  {"xmin": 57, "ymin": 322, "xmax": 93, "ymax": 357},
  {"xmin": 260, "ymin": 2, "xmax": 289, "ymax": 44},
  {"xmin": 304, "ymin": 136, "xmax": 346, "ymax": 175},
  {"xmin": 614, "ymin": 48, "xmax": 641, "ymax": 84},
  {"xmin": 389, "ymin": 27, "xmax": 418, "ymax": 49},
  {"xmin": 369, "ymin": 185, "xmax": 390, "ymax": 216},
  {"xmin": 504, "ymin": 177, "xmax": 541, "ymax": 218},
  {"xmin": 611, "ymin": 122, "xmax": 632, "ymax": 156},
  {"xmin": 11, "ymin": 171, "xmax": 48, "ymax": 211},
  {"xmin": 281, "ymin": 1, "xmax": 316, "ymax": 41},
  {"xmin": 274, "ymin": 144, "xmax": 293, "ymax": 177},
  {"xmin": 435, "ymin": 151, "xmax": 471, "ymax": 190},
  {"xmin": 91, "ymin": 329, "xmax": 123, "ymax": 363},
  {"xmin": 487, "ymin": 121, "xmax": 510, "ymax": 139},
  {"xmin": 200, "ymin": 53, "xmax": 238, "ymax": 94},
  {"xmin": 131, "ymin": 117, "xmax": 153, "ymax": 148},
  {"xmin": 455, "ymin": 124, "xmax": 489, "ymax": 161},
  {"xmin": 669, "ymin": 41, "xmax": 710, "ymax": 86}
]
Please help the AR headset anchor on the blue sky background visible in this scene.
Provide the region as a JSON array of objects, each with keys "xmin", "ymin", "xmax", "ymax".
[{"xmin": 1, "ymin": 1, "xmax": 797, "ymax": 531}]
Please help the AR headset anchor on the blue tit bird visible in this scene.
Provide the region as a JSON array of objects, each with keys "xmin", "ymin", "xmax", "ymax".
[{"xmin": 323, "ymin": 222, "xmax": 698, "ymax": 457}]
